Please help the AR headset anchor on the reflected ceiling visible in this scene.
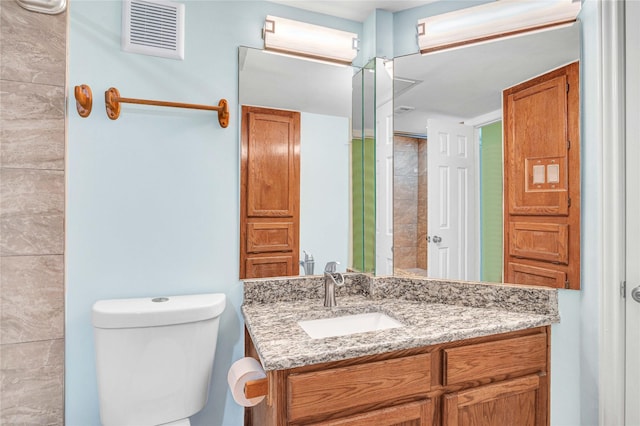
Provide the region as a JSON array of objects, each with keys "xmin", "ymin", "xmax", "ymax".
[{"xmin": 395, "ymin": 24, "xmax": 580, "ymax": 133}]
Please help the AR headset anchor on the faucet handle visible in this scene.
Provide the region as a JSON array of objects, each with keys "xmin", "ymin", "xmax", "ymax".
[{"xmin": 324, "ymin": 261, "xmax": 339, "ymax": 273}]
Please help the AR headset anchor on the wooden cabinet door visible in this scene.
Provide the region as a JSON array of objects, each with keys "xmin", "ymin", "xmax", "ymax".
[
  {"xmin": 443, "ymin": 375, "xmax": 545, "ymax": 426},
  {"xmin": 240, "ymin": 106, "xmax": 300, "ymax": 278},
  {"xmin": 308, "ymin": 400, "xmax": 433, "ymax": 426},
  {"xmin": 503, "ymin": 62, "xmax": 580, "ymax": 289}
]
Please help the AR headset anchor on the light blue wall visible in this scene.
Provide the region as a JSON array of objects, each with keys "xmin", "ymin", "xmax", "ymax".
[
  {"xmin": 66, "ymin": 2, "xmax": 361, "ymax": 425},
  {"xmin": 300, "ymin": 113, "xmax": 350, "ymax": 273}
]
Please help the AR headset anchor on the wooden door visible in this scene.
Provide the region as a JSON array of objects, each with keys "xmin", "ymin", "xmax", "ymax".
[
  {"xmin": 443, "ymin": 375, "xmax": 545, "ymax": 426},
  {"xmin": 240, "ymin": 106, "xmax": 300, "ymax": 278},
  {"xmin": 426, "ymin": 119, "xmax": 477, "ymax": 280},
  {"xmin": 503, "ymin": 62, "xmax": 580, "ymax": 289}
]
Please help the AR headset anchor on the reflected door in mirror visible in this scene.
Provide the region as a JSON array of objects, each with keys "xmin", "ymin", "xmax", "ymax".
[
  {"xmin": 503, "ymin": 62, "xmax": 580, "ymax": 289},
  {"xmin": 240, "ymin": 106, "xmax": 300, "ymax": 279}
]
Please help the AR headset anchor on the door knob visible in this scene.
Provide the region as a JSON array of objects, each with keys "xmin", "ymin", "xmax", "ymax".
[
  {"xmin": 432, "ymin": 235, "xmax": 442, "ymax": 243},
  {"xmin": 632, "ymin": 285, "xmax": 640, "ymax": 303}
]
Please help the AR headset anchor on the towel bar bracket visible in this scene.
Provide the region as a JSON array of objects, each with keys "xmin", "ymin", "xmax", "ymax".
[{"xmin": 74, "ymin": 84, "xmax": 93, "ymax": 118}]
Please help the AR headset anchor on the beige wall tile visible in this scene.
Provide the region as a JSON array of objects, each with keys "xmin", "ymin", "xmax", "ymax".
[
  {"xmin": 393, "ymin": 174, "xmax": 418, "ymax": 202},
  {"xmin": 394, "ymin": 223, "xmax": 418, "ymax": 249},
  {"xmin": 1, "ymin": 255, "xmax": 64, "ymax": 344},
  {"xmin": 0, "ymin": 81, "xmax": 65, "ymax": 121},
  {"xmin": 394, "ymin": 150, "xmax": 418, "ymax": 177},
  {"xmin": 0, "ymin": 169, "xmax": 64, "ymax": 215},
  {"xmin": 393, "ymin": 247, "xmax": 417, "ymax": 269},
  {"xmin": 393, "ymin": 198, "xmax": 417, "ymax": 225},
  {"xmin": 0, "ymin": 339, "xmax": 64, "ymax": 426},
  {"xmin": 0, "ymin": 0, "xmax": 67, "ymax": 423},
  {"xmin": 1, "ymin": 119, "xmax": 65, "ymax": 170},
  {"xmin": 0, "ymin": 169, "xmax": 64, "ymax": 255},
  {"xmin": 0, "ymin": 213, "xmax": 64, "ymax": 255},
  {"xmin": 0, "ymin": 0, "xmax": 67, "ymax": 86}
]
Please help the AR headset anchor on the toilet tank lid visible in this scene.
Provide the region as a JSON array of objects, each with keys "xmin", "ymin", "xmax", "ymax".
[{"xmin": 92, "ymin": 293, "xmax": 226, "ymax": 329}]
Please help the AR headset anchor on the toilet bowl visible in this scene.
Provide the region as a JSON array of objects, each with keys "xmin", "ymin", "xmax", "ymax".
[{"xmin": 92, "ymin": 293, "xmax": 226, "ymax": 426}]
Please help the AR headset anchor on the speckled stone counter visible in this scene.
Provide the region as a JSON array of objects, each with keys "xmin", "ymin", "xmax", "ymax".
[{"xmin": 242, "ymin": 274, "xmax": 559, "ymax": 371}]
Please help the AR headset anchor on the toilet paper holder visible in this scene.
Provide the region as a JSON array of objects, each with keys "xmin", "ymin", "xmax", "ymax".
[{"xmin": 244, "ymin": 377, "xmax": 269, "ymax": 400}]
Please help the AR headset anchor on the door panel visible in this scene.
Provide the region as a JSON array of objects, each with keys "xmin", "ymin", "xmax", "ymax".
[
  {"xmin": 508, "ymin": 222, "xmax": 569, "ymax": 264},
  {"xmin": 240, "ymin": 106, "xmax": 300, "ymax": 278},
  {"xmin": 507, "ymin": 262, "xmax": 566, "ymax": 288},
  {"xmin": 246, "ymin": 112, "xmax": 298, "ymax": 217},
  {"xmin": 503, "ymin": 62, "xmax": 580, "ymax": 289},
  {"xmin": 245, "ymin": 255, "xmax": 293, "ymax": 279},
  {"xmin": 443, "ymin": 375, "xmax": 541, "ymax": 426},
  {"xmin": 506, "ymin": 76, "xmax": 569, "ymax": 216},
  {"xmin": 427, "ymin": 119, "xmax": 477, "ymax": 280},
  {"xmin": 246, "ymin": 221, "xmax": 295, "ymax": 253}
]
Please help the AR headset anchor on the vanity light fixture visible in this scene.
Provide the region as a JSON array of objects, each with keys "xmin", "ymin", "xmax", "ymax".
[
  {"xmin": 417, "ymin": 0, "xmax": 581, "ymax": 54},
  {"xmin": 263, "ymin": 15, "xmax": 359, "ymax": 65}
]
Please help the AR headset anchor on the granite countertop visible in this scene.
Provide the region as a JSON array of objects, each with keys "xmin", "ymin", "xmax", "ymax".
[{"xmin": 242, "ymin": 274, "xmax": 560, "ymax": 371}]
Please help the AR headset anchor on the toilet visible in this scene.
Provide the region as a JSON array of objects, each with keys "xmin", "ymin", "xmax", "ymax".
[{"xmin": 92, "ymin": 293, "xmax": 226, "ymax": 426}]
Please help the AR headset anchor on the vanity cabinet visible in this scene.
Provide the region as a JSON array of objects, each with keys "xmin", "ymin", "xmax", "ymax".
[{"xmin": 245, "ymin": 326, "xmax": 550, "ymax": 426}]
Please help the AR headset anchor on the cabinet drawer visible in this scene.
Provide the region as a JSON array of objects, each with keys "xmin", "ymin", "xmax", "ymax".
[
  {"xmin": 288, "ymin": 353, "xmax": 431, "ymax": 422},
  {"xmin": 444, "ymin": 333, "xmax": 547, "ymax": 386},
  {"xmin": 307, "ymin": 399, "xmax": 433, "ymax": 426}
]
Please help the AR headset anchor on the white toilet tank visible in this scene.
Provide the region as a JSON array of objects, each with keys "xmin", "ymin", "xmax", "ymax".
[{"xmin": 92, "ymin": 293, "xmax": 226, "ymax": 426}]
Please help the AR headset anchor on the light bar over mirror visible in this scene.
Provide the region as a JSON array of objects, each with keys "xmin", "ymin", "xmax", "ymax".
[
  {"xmin": 263, "ymin": 15, "xmax": 359, "ymax": 65},
  {"xmin": 417, "ymin": 0, "xmax": 581, "ymax": 54}
]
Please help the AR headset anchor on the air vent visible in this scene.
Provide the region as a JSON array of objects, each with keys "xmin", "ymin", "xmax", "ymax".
[
  {"xmin": 394, "ymin": 76, "xmax": 422, "ymax": 97},
  {"xmin": 394, "ymin": 105, "xmax": 415, "ymax": 115},
  {"xmin": 122, "ymin": 0, "xmax": 185, "ymax": 60}
]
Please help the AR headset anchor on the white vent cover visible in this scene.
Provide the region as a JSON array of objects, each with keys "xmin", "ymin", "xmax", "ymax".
[
  {"xmin": 122, "ymin": 0, "xmax": 185, "ymax": 60},
  {"xmin": 394, "ymin": 105, "xmax": 415, "ymax": 115}
]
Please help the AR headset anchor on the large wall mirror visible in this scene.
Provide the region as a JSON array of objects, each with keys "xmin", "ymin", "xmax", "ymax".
[
  {"xmin": 392, "ymin": 22, "xmax": 581, "ymax": 284},
  {"xmin": 239, "ymin": 46, "xmax": 370, "ymax": 276}
]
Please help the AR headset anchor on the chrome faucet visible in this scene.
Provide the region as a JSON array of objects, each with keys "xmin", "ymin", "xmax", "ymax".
[
  {"xmin": 323, "ymin": 261, "xmax": 345, "ymax": 307},
  {"xmin": 300, "ymin": 251, "xmax": 315, "ymax": 275}
]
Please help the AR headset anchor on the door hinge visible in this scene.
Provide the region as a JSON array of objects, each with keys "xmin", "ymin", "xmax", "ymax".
[
  {"xmin": 567, "ymin": 140, "xmax": 571, "ymax": 150},
  {"xmin": 568, "ymin": 197, "xmax": 571, "ymax": 207},
  {"xmin": 567, "ymin": 82, "xmax": 570, "ymax": 93},
  {"xmin": 621, "ymin": 281, "xmax": 626, "ymax": 298},
  {"xmin": 565, "ymin": 280, "xmax": 570, "ymax": 289}
]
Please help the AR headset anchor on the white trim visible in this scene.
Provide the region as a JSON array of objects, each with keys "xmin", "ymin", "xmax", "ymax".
[
  {"xmin": 599, "ymin": 0, "xmax": 627, "ymax": 424},
  {"xmin": 625, "ymin": 0, "xmax": 640, "ymax": 423}
]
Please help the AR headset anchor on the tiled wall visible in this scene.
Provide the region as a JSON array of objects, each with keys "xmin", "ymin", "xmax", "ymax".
[
  {"xmin": 417, "ymin": 138, "xmax": 427, "ymax": 270},
  {"xmin": 0, "ymin": 1, "xmax": 67, "ymax": 424},
  {"xmin": 393, "ymin": 135, "xmax": 427, "ymax": 271}
]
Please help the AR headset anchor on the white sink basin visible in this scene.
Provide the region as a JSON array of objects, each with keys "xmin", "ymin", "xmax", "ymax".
[{"xmin": 298, "ymin": 312, "xmax": 404, "ymax": 339}]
